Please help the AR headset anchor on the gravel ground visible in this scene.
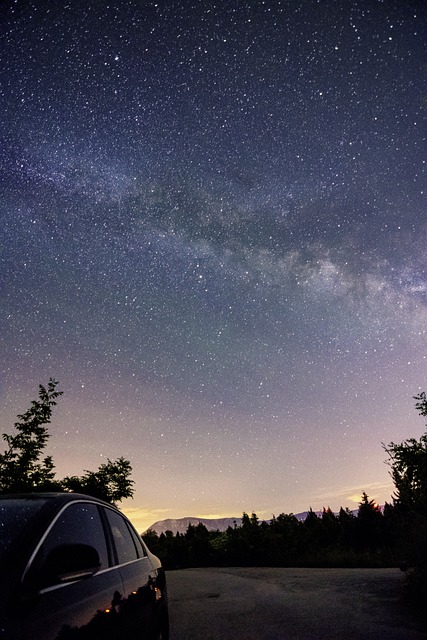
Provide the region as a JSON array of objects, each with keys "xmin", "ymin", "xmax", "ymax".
[{"xmin": 167, "ymin": 566, "xmax": 427, "ymax": 639}]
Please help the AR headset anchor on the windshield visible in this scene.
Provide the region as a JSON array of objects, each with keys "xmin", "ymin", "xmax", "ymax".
[{"xmin": 0, "ymin": 497, "xmax": 49, "ymax": 560}]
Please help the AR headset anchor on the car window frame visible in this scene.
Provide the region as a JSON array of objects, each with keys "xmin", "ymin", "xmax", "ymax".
[
  {"xmin": 22, "ymin": 500, "xmax": 115, "ymax": 591},
  {"xmin": 127, "ymin": 519, "xmax": 148, "ymax": 558},
  {"xmin": 101, "ymin": 506, "xmax": 148, "ymax": 567}
]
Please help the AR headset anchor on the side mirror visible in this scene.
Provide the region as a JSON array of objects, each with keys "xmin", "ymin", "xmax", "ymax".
[{"xmin": 41, "ymin": 543, "xmax": 101, "ymax": 586}]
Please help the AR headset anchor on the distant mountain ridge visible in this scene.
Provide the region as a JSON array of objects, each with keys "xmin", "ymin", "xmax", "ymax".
[
  {"xmin": 145, "ymin": 517, "xmax": 242, "ymax": 535},
  {"xmin": 145, "ymin": 512, "xmax": 322, "ymax": 535}
]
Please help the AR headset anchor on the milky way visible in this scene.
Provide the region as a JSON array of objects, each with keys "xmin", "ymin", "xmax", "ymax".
[{"xmin": 1, "ymin": 1, "xmax": 426, "ymax": 530}]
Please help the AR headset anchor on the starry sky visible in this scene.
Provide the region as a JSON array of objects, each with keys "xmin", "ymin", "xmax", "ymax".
[{"xmin": 1, "ymin": 0, "xmax": 426, "ymax": 532}]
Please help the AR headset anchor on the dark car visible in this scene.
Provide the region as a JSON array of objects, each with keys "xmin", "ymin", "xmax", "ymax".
[{"xmin": 0, "ymin": 492, "xmax": 169, "ymax": 639}]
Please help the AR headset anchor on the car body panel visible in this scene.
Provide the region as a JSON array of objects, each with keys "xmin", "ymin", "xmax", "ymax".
[{"xmin": 19, "ymin": 567, "xmax": 125, "ymax": 639}]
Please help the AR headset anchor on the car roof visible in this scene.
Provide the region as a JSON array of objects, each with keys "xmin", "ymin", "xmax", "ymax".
[{"xmin": 0, "ymin": 492, "xmax": 118, "ymax": 510}]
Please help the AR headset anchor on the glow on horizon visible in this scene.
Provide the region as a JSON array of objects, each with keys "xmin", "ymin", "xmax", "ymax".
[{"xmin": 122, "ymin": 479, "xmax": 396, "ymax": 534}]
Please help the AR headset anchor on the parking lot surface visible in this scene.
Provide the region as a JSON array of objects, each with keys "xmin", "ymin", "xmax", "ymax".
[{"xmin": 167, "ymin": 566, "xmax": 427, "ymax": 639}]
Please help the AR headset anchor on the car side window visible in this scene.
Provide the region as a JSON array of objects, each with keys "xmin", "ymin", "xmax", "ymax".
[
  {"xmin": 128, "ymin": 522, "xmax": 148, "ymax": 557},
  {"xmin": 31, "ymin": 502, "xmax": 109, "ymax": 585},
  {"xmin": 104, "ymin": 508, "xmax": 139, "ymax": 565}
]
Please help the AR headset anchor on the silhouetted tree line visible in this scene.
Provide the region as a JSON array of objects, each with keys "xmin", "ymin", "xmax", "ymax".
[{"xmin": 144, "ymin": 493, "xmax": 400, "ymax": 570}]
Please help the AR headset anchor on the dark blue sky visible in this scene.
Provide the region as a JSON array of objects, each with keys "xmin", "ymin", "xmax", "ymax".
[{"xmin": 1, "ymin": 0, "xmax": 426, "ymax": 529}]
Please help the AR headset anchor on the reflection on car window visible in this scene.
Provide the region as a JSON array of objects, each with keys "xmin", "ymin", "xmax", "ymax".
[
  {"xmin": 128, "ymin": 522, "xmax": 147, "ymax": 557},
  {"xmin": 33, "ymin": 502, "xmax": 109, "ymax": 582},
  {"xmin": 104, "ymin": 508, "xmax": 139, "ymax": 565},
  {"xmin": 0, "ymin": 498, "xmax": 49, "ymax": 560}
]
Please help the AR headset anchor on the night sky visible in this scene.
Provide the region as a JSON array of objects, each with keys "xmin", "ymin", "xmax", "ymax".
[{"xmin": 1, "ymin": 0, "xmax": 426, "ymax": 532}]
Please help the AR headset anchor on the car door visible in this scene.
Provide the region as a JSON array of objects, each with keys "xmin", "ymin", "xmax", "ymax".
[
  {"xmin": 19, "ymin": 501, "xmax": 125, "ymax": 640},
  {"xmin": 102, "ymin": 506, "xmax": 161, "ymax": 639}
]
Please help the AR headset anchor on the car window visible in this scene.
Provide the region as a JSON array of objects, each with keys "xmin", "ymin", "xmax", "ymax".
[
  {"xmin": 31, "ymin": 502, "xmax": 109, "ymax": 583},
  {"xmin": 104, "ymin": 508, "xmax": 139, "ymax": 565},
  {"xmin": 128, "ymin": 521, "xmax": 148, "ymax": 557}
]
